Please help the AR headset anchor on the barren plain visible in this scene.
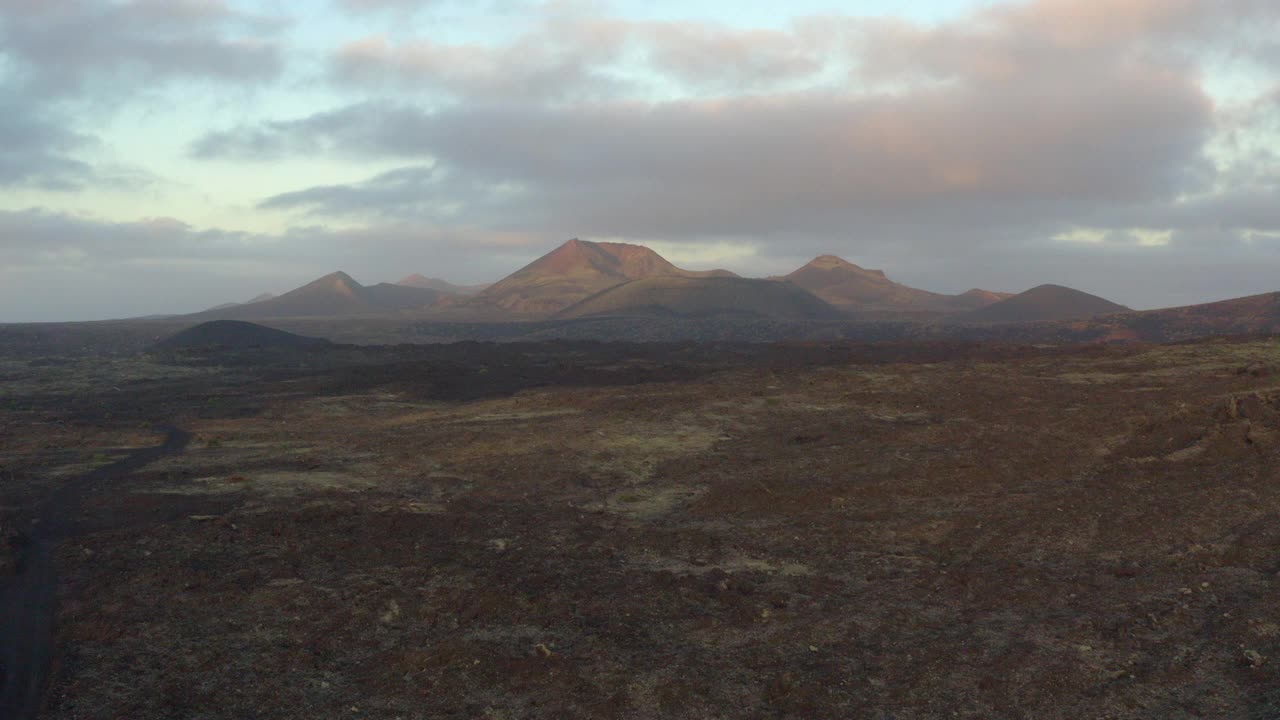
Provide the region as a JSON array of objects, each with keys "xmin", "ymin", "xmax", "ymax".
[{"xmin": 3, "ymin": 335, "xmax": 1280, "ymax": 718}]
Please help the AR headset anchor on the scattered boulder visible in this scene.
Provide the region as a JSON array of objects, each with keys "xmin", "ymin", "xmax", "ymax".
[
  {"xmin": 1220, "ymin": 392, "xmax": 1280, "ymax": 424},
  {"xmin": 1243, "ymin": 649, "xmax": 1268, "ymax": 668},
  {"xmin": 1238, "ymin": 361, "xmax": 1272, "ymax": 378}
]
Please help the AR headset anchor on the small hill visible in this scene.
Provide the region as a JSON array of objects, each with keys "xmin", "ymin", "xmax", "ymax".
[
  {"xmin": 363, "ymin": 282, "xmax": 446, "ymax": 310},
  {"xmin": 474, "ymin": 239, "xmax": 737, "ymax": 316},
  {"xmin": 555, "ymin": 276, "xmax": 844, "ymax": 321},
  {"xmin": 952, "ymin": 288, "xmax": 1015, "ymax": 310},
  {"xmin": 1054, "ymin": 291, "xmax": 1280, "ymax": 343},
  {"xmin": 152, "ymin": 320, "xmax": 330, "ymax": 352},
  {"xmin": 193, "ymin": 272, "xmax": 442, "ymax": 319},
  {"xmin": 964, "ymin": 284, "xmax": 1131, "ymax": 323},
  {"xmin": 781, "ymin": 256, "xmax": 1007, "ymax": 313},
  {"xmin": 200, "ymin": 292, "xmax": 278, "ymax": 313},
  {"xmin": 397, "ymin": 274, "xmax": 487, "ymax": 295}
]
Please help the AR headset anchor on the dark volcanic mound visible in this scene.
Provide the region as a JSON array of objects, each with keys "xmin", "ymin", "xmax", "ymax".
[
  {"xmin": 554, "ymin": 276, "xmax": 845, "ymax": 321},
  {"xmin": 153, "ymin": 320, "xmax": 330, "ymax": 352},
  {"xmin": 964, "ymin": 284, "xmax": 1131, "ymax": 323}
]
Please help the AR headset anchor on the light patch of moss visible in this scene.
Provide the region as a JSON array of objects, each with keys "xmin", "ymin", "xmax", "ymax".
[
  {"xmin": 595, "ymin": 485, "xmax": 707, "ymax": 519},
  {"xmin": 579, "ymin": 420, "xmax": 727, "ymax": 483}
]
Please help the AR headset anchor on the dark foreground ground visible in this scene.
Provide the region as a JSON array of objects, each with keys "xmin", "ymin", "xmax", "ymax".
[{"xmin": 2, "ymin": 334, "xmax": 1280, "ymax": 718}]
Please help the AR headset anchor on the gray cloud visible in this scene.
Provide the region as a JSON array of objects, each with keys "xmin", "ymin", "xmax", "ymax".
[
  {"xmin": 330, "ymin": 15, "xmax": 830, "ymax": 101},
  {"xmin": 333, "ymin": 29, "xmax": 629, "ymax": 102},
  {"xmin": 0, "ymin": 99, "xmax": 95, "ymax": 190},
  {"xmin": 10, "ymin": 0, "xmax": 1280, "ymax": 320},
  {"xmin": 5, "ymin": 204, "xmax": 1279, "ymax": 323},
  {"xmin": 259, "ymin": 165, "xmax": 448, "ymax": 219},
  {"xmin": 183, "ymin": 0, "xmax": 1280, "ymax": 284},
  {"xmin": 0, "ymin": 95, "xmax": 163, "ymax": 192},
  {"xmin": 0, "ymin": 208, "xmax": 548, "ymax": 321},
  {"xmin": 0, "ymin": 0, "xmax": 288, "ymax": 192},
  {"xmin": 336, "ymin": 0, "xmax": 433, "ymax": 11},
  {"xmin": 189, "ymin": 102, "xmax": 431, "ymax": 159},
  {"xmin": 193, "ymin": 67, "xmax": 1212, "ymax": 239},
  {"xmin": 0, "ymin": 0, "xmax": 286, "ymax": 99},
  {"xmin": 334, "ymin": 0, "xmax": 524, "ymax": 16}
]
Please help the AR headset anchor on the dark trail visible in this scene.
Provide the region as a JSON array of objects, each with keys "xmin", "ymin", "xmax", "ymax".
[{"xmin": 0, "ymin": 426, "xmax": 190, "ymax": 720}]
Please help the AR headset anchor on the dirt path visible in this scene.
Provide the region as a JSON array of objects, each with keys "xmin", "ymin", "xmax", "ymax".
[{"xmin": 0, "ymin": 426, "xmax": 190, "ymax": 720}]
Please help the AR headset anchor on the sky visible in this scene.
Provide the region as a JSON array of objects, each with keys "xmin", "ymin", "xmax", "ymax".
[{"xmin": 2, "ymin": 0, "xmax": 1279, "ymax": 322}]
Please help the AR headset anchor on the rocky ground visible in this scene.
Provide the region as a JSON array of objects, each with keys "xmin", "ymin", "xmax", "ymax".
[{"xmin": 2, "ymin": 336, "xmax": 1280, "ymax": 718}]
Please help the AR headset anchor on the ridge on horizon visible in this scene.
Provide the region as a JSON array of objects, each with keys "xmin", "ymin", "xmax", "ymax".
[{"xmin": 143, "ymin": 239, "xmax": 1219, "ymax": 326}]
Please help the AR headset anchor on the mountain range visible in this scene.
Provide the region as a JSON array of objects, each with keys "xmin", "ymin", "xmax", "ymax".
[
  {"xmin": 555, "ymin": 275, "xmax": 846, "ymax": 321},
  {"xmin": 778, "ymin": 255, "xmax": 1011, "ymax": 314},
  {"xmin": 397, "ymin": 275, "xmax": 488, "ymax": 295},
  {"xmin": 195, "ymin": 271, "xmax": 443, "ymax": 319},
  {"xmin": 184, "ymin": 238, "xmax": 1264, "ymax": 336},
  {"xmin": 964, "ymin": 284, "xmax": 1131, "ymax": 323}
]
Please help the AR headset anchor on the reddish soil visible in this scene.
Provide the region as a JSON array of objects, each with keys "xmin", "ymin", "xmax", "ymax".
[{"xmin": 2, "ymin": 335, "xmax": 1279, "ymax": 718}]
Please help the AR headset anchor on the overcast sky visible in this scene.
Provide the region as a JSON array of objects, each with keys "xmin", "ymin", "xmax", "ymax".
[{"xmin": 2, "ymin": 0, "xmax": 1278, "ymax": 321}]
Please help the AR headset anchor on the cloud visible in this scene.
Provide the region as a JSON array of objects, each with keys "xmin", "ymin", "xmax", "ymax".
[
  {"xmin": 330, "ymin": 15, "xmax": 829, "ymax": 101},
  {"xmin": 641, "ymin": 21, "xmax": 826, "ymax": 92},
  {"xmin": 193, "ymin": 69, "xmax": 1212, "ymax": 239},
  {"xmin": 259, "ymin": 165, "xmax": 443, "ymax": 218},
  {"xmin": 6, "ymin": 204, "xmax": 1279, "ymax": 324},
  {"xmin": 323, "ymin": 2, "xmax": 1280, "ymax": 104},
  {"xmin": 185, "ymin": 0, "xmax": 1280, "ymax": 262},
  {"xmin": 335, "ymin": 0, "xmax": 436, "ymax": 12},
  {"xmin": 0, "ymin": 99, "xmax": 96, "ymax": 190},
  {"xmin": 0, "ymin": 0, "xmax": 289, "ymax": 192},
  {"xmin": 0, "ymin": 0, "xmax": 286, "ymax": 98},
  {"xmin": 189, "ymin": 101, "xmax": 434, "ymax": 159},
  {"xmin": 333, "ymin": 27, "xmax": 629, "ymax": 102},
  {"xmin": 0, "ymin": 207, "xmax": 554, "ymax": 321},
  {"xmin": 11, "ymin": 0, "xmax": 1280, "ymax": 319},
  {"xmin": 0, "ymin": 94, "xmax": 164, "ymax": 192}
]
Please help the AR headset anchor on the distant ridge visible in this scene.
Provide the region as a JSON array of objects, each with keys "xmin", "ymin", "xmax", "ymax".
[
  {"xmin": 781, "ymin": 255, "xmax": 1008, "ymax": 314},
  {"xmin": 397, "ymin": 274, "xmax": 488, "ymax": 295},
  {"xmin": 555, "ymin": 276, "xmax": 845, "ymax": 321},
  {"xmin": 964, "ymin": 284, "xmax": 1131, "ymax": 323},
  {"xmin": 954, "ymin": 288, "xmax": 1013, "ymax": 309},
  {"xmin": 473, "ymin": 239, "xmax": 738, "ymax": 315},
  {"xmin": 191, "ymin": 271, "xmax": 443, "ymax": 320},
  {"xmin": 200, "ymin": 291, "xmax": 277, "ymax": 313}
]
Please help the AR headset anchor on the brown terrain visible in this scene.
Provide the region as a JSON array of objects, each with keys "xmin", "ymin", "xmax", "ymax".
[
  {"xmin": 2, "ymin": 322, "xmax": 1280, "ymax": 718},
  {"xmin": 397, "ymin": 275, "xmax": 488, "ymax": 296},
  {"xmin": 779, "ymin": 255, "xmax": 1012, "ymax": 315},
  {"xmin": 555, "ymin": 276, "xmax": 845, "ymax": 321},
  {"xmin": 202, "ymin": 293, "xmax": 278, "ymax": 314},
  {"xmin": 163, "ymin": 241, "xmax": 1139, "ymax": 330},
  {"xmin": 1074, "ymin": 292, "xmax": 1280, "ymax": 343},
  {"xmin": 3, "ymin": 280, "xmax": 1279, "ymax": 353},
  {"xmin": 470, "ymin": 239, "xmax": 737, "ymax": 316},
  {"xmin": 964, "ymin": 284, "xmax": 1133, "ymax": 324},
  {"xmin": 196, "ymin": 272, "xmax": 446, "ymax": 321}
]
